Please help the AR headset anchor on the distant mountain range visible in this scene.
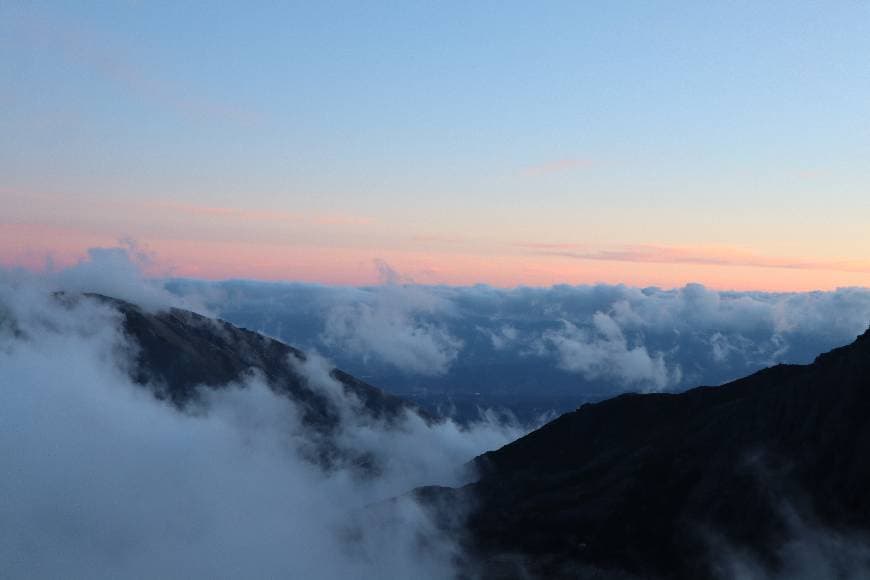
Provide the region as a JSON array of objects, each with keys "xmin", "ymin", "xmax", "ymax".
[{"xmin": 80, "ymin": 294, "xmax": 870, "ymax": 578}]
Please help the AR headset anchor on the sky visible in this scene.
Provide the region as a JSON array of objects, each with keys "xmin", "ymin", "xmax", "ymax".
[{"xmin": 2, "ymin": 1, "xmax": 870, "ymax": 290}]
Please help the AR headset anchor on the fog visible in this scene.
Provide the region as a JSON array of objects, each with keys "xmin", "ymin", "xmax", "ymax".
[
  {"xmin": 168, "ymin": 270, "xmax": 870, "ymax": 413},
  {"xmin": 710, "ymin": 503, "xmax": 870, "ymax": 580},
  {"xmin": 4, "ymin": 248, "xmax": 870, "ymax": 578},
  {"xmin": 0, "ymin": 257, "xmax": 523, "ymax": 579}
]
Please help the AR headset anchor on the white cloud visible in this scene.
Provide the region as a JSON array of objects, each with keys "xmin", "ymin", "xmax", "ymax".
[
  {"xmin": 320, "ymin": 262, "xmax": 463, "ymax": 376},
  {"xmin": 179, "ymin": 278, "xmax": 870, "ymax": 397},
  {"xmin": 479, "ymin": 324, "xmax": 519, "ymax": 351},
  {"xmin": 0, "ymin": 267, "xmax": 522, "ymax": 579},
  {"xmin": 39, "ymin": 242, "xmax": 208, "ymax": 313},
  {"xmin": 543, "ymin": 313, "xmax": 681, "ymax": 391},
  {"xmin": 4, "ymin": 250, "xmax": 869, "ymax": 577}
]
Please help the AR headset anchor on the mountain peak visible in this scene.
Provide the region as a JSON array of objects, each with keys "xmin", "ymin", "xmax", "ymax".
[{"xmin": 63, "ymin": 293, "xmax": 423, "ymax": 470}]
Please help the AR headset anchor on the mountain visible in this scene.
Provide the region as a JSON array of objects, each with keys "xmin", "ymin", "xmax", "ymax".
[
  {"xmin": 50, "ymin": 294, "xmax": 870, "ymax": 577},
  {"xmin": 78, "ymin": 294, "xmax": 422, "ymax": 468},
  {"xmin": 420, "ymin": 327, "xmax": 870, "ymax": 579}
]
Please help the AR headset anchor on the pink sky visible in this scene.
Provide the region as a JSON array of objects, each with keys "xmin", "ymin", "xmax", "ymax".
[
  {"xmin": 4, "ymin": 220, "xmax": 870, "ymax": 291},
  {"xmin": 4, "ymin": 3, "xmax": 870, "ymax": 293}
]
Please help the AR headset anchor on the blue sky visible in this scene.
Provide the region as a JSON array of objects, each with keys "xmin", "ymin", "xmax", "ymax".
[{"xmin": 3, "ymin": 1, "xmax": 870, "ymax": 288}]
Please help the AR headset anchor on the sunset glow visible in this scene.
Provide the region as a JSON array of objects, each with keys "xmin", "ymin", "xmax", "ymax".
[{"xmin": 3, "ymin": 2, "xmax": 869, "ymax": 291}]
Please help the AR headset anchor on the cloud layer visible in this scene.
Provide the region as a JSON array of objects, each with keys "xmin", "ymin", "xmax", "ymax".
[
  {"xmin": 0, "ymin": 256, "xmax": 523, "ymax": 579},
  {"xmin": 172, "ymin": 275, "xmax": 870, "ymax": 412},
  {"xmin": 320, "ymin": 269, "xmax": 462, "ymax": 377},
  {"xmin": 541, "ymin": 314, "xmax": 680, "ymax": 390},
  {"xmin": 4, "ymin": 247, "xmax": 870, "ymax": 577}
]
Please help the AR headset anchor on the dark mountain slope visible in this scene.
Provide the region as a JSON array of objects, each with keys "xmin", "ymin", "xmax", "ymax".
[
  {"xmin": 69, "ymin": 295, "xmax": 423, "ymax": 470},
  {"xmin": 436, "ymin": 327, "xmax": 870, "ymax": 578},
  {"xmin": 97, "ymin": 296, "xmax": 411, "ymax": 425}
]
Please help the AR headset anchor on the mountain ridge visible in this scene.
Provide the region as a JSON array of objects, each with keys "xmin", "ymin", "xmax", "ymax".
[
  {"xmin": 55, "ymin": 293, "xmax": 432, "ymax": 472},
  {"xmin": 82, "ymin": 293, "xmax": 417, "ymax": 424},
  {"xmin": 51, "ymin": 293, "xmax": 870, "ymax": 577},
  {"xmin": 424, "ymin": 325, "xmax": 870, "ymax": 578}
]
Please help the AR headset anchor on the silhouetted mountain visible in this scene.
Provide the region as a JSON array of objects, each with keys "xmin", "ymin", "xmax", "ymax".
[
  {"xmin": 423, "ymin": 327, "xmax": 870, "ymax": 578},
  {"xmin": 77, "ymin": 294, "xmax": 423, "ymax": 468}
]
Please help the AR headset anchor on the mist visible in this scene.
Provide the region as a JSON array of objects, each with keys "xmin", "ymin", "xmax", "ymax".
[
  {"xmin": 168, "ymin": 272, "xmax": 870, "ymax": 415},
  {"xmin": 5, "ymin": 247, "xmax": 870, "ymax": 579},
  {"xmin": 0, "ymin": 257, "xmax": 524, "ymax": 579}
]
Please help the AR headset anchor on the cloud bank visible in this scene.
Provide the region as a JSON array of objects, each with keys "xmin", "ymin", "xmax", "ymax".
[
  {"xmin": 320, "ymin": 283, "xmax": 462, "ymax": 377},
  {"xmin": 541, "ymin": 313, "xmax": 680, "ymax": 391},
  {"xmin": 0, "ymin": 256, "xmax": 524, "ymax": 579},
  {"xmin": 323, "ymin": 259, "xmax": 462, "ymax": 377},
  {"xmin": 4, "ymin": 246, "xmax": 870, "ymax": 578},
  {"xmin": 172, "ymin": 275, "xmax": 870, "ymax": 411}
]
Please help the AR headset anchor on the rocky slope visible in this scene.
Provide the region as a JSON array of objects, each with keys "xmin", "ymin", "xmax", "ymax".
[
  {"xmin": 425, "ymin": 327, "xmax": 870, "ymax": 578},
  {"xmin": 82, "ymin": 294, "xmax": 423, "ymax": 469}
]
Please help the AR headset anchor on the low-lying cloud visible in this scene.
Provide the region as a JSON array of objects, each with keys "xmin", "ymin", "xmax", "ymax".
[
  {"xmin": 4, "ymin": 246, "xmax": 870, "ymax": 578},
  {"xmin": 320, "ymin": 262, "xmax": 463, "ymax": 377},
  {"xmin": 172, "ymin": 274, "xmax": 870, "ymax": 404},
  {"xmin": 0, "ymin": 257, "xmax": 524, "ymax": 579},
  {"xmin": 541, "ymin": 313, "xmax": 680, "ymax": 390},
  {"xmin": 710, "ymin": 502, "xmax": 870, "ymax": 580},
  {"xmin": 35, "ymin": 241, "xmax": 206, "ymax": 313}
]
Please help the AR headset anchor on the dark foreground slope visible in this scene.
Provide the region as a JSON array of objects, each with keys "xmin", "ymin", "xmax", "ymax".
[
  {"xmin": 79, "ymin": 294, "xmax": 421, "ymax": 466},
  {"xmin": 101, "ymin": 296, "xmax": 409, "ymax": 420},
  {"xmin": 431, "ymin": 328, "xmax": 870, "ymax": 579}
]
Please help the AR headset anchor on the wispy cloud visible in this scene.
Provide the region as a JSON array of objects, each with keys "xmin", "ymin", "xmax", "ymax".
[
  {"xmin": 519, "ymin": 157, "xmax": 593, "ymax": 177},
  {"xmin": 144, "ymin": 200, "xmax": 374, "ymax": 227},
  {"xmin": 411, "ymin": 234, "xmax": 471, "ymax": 245},
  {"xmin": 523, "ymin": 243, "xmax": 870, "ymax": 274},
  {"xmin": 13, "ymin": 8, "xmax": 258, "ymax": 125}
]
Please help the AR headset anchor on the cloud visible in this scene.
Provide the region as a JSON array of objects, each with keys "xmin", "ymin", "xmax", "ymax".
[
  {"xmin": 0, "ymin": 266, "xmax": 523, "ymax": 579},
  {"xmin": 38, "ymin": 241, "xmax": 207, "ymax": 313},
  {"xmin": 707, "ymin": 477, "xmax": 870, "ymax": 580},
  {"xmin": 541, "ymin": 314, "xmax": 681, "ymax": 390},
  {"xmin": 4, "ymin": 251, "xmax": 869, "ymax": 577},
  {"xmin": 183, "ymin": 279, "xmax": 870, "ymax": 399},
  {"xmin": 11, "ymin": 5, "xmax": 258, "ymax": 125},
  {"xmin": 478, "ymin": 324, "xmax": 519, "ymax": 351},
  {"xmin": 525, "ymin": 243, "xmax": 870, "ymax": 274},
  {"xmin": 373, "ymin": 258, "xmax": 412, "ymax": 285},
  {"xmin": 144, "ymin": 200, "xmax": 374, "ymax": 227},
  {"xmin": 712, "ymin": 516, "xmax": 870, "ymax": 580},
  {"xmin": 319, "ymin": 261, "xmax": 463, "ymax": 376}
]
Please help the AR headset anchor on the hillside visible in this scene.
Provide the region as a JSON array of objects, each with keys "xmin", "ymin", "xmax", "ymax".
[{"xmin": 423, "ymin": 328, "xmax": 870, "ymax": 578}]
